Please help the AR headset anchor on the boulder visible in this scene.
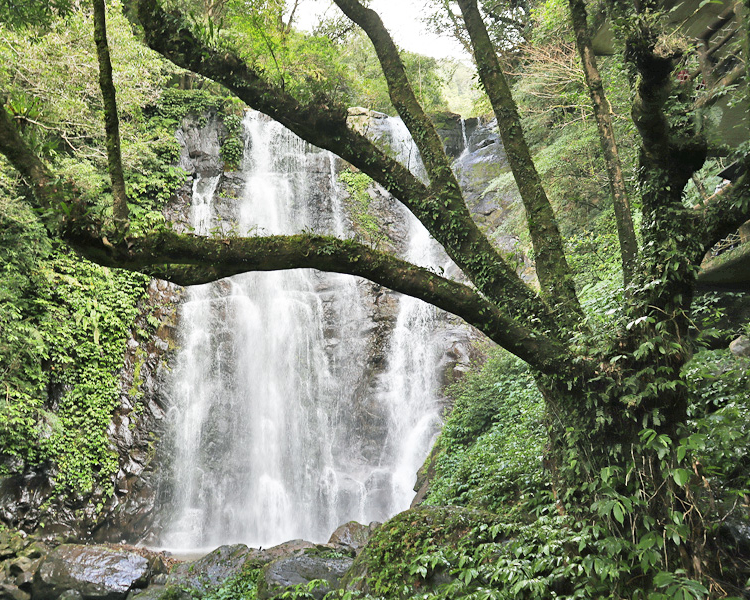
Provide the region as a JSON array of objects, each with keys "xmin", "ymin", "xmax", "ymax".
[
  {"xmin": 327, "ymin": 522, "xmax": 377, "ymax": 556},
  {"xmin": 127, "ymin": 585, "xmax": 191, "ymax": 600},
  {"xmin": 166, "ymin": 540, "xmax": 317, "ymax": 594},
  {"xmin": 32, "ymin": 545, "xmax": 150, "ymax": 600},
  {"xmin": 257, "ymin": 553, "xmax": 353, "ymax": 600},
  {"xmin": 729, "ymin": 335, "xmax": 750, "ymax": 358},
  {"xmin": 0, "ymin": 583, "xmax": 30, "ymax": 600},
  {"xmin": 166, "ymin": 544, "xmax": 252, "ymax": 593}
]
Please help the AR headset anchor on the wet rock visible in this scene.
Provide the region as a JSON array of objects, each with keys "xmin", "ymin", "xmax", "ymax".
[
  {"xmin": 257, "ymin": 553, "xmax": 353, "ymax": 600},
  {"xmin": 32, "ymin": 544, "xmax": 150, "ymax": 600},
  {"xmin": 0, "ymin": 529, "xmax": 23, "ymax": 559},
  {"xmin": 127, "ymin": 585, "xmax": 191, "ymax": 600},
  {"xmin": 0, "ymin": 583, "xmax": 30, "ymax": 600},
  {"xmin": 257, "ymin": 540, "xmax": 316, "ymax": 563},
  {"xmin": 175, "ymin": 112, "xmax": 225, "ymax": 177},
  {"xmin": 166, "ymin": 544, "xmax": 252, "ymax": 593},
  {"xmin": 730, "ymin": 335, "xmax": 750, "ymax": 358},
  {"xmin": 8, "ymin": 553, "xmax": 43, "ymax": 591},
  {"xmin": 166, "ymin": 540, "xmax": 319, "ymax": 595},
  {"xmin": 719, "ymin": 520, "xmax": 750, "ymax": 555}
]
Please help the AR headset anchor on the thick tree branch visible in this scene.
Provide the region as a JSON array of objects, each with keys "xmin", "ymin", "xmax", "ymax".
[
  {"xmin": 456, "ymin": 0, "xmax": 582, "ymax": 325},
  {"xmin": 568, "ymin": 0, "xmax": 637, "ymax": 286},
  {"xmin": 0, "ymin": 101, "xmax": 573, "ymax": 374},
  {"xmin": 134, "ymin": 0, "xmax": 563, "ymax": 335},
  {"xmin": 76, "ymin": 230, "xmax": 572, "ymax": 374},
  {"xmin": 0, "ymin": 98, "xmax": 57, "ymax": 203},
  {"xmin": 93, "ymin": 0, "xmax": 129, "ymax": 227},
  {"xmin": 334, "ymin": 0, "xmax": 455, "ymax": 187},
  {"xmin": 627, "ymin": 22, "xmax": 708, "ymax": 320}
]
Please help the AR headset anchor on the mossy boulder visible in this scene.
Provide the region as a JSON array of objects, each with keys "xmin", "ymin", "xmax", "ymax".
[
  {"xmin": 257, "ymin": 551, "xmax": 353, "ymax": 599},
  {"xmin": 342, "ymin": 505, "xmax": 502, "ymax": 597}
]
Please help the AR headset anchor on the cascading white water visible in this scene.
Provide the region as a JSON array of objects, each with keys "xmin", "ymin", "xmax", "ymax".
[
  {"xmin": 157, "ymin": 110, "xmax": 454, "ymax": 551},
  {"xmin": 366, "ymin": 116, "xmax": 454, "ymax": 509}
]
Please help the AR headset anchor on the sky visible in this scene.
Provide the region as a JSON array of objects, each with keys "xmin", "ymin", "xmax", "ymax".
[{"xmin": 295, "ymin": 0, "xmax": 468, "ymax": 60}]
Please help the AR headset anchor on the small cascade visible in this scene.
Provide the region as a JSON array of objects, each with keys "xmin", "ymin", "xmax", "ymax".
[
  {"xmin": 377, "ymin": 116, "xmax": 428, "ymax": 183},
  {"xmin": 189, "ymin": 175, "xmax": 220, "ymax": 235},
  {"xmin": 460, "ymin": 118, "xmax": 469, "ymax": 157},
  {"xmin": 155, "ymin": 110, "xmax": 463, "ymax": 552}
]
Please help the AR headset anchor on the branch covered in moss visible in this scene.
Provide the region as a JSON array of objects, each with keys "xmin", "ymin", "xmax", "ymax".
[
  {"xmin": 0, "ymin": 102, "xmax": 572, "ymax": 374},
  {"xmin": 77, "ymin": 230, "xmax": 572, "ymax": 373},
  {"xmin": 133, "ymin": 0, "xmax": 562, "ymax": 334}
]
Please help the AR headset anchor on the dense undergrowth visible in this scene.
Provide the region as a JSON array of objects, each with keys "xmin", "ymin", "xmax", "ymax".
[{"xmin": 0, "ymin": 188, "xmax": 149, "ymax": 498}]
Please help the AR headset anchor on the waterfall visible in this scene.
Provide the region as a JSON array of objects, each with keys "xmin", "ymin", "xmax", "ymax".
[
  {"xmin": 460, "ymin": 118, "xmax": 469, "ymax": 156},
  {"xmin": 155, "ymin": 110, "xmax": 456, "ymax": 551}
]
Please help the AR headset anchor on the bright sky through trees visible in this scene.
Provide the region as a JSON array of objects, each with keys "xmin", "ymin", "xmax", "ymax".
[{"xmin": 297, "ymin": 0, "xmax": 467, "ymax": 58}]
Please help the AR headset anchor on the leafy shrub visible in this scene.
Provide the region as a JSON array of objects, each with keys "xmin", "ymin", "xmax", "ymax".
[{"xmin": 425, "ymin": 349, "xmax": 547, "ymax": 514}]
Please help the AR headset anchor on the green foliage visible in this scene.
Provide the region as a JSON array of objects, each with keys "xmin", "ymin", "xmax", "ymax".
[
  {"xmin": 425, "ymin": 349, "xmax": 547, "ymax": 514},
  {"xmin": 202, "ymin": 564, "xmax": 261, "ymax": 600},
  {"xmin": 685, "ymin": 348, "xmax": 750, "ymax": 506},
  {"xmin": 0, "ymin": 175, "xmax": 149, "ymax": 500},
  {"xmin": 335, "ymin": 31, "xmax": 448, "ymax": 114},
  {"xmin": 220, "ymin": 113, "xmax": 244, "ymax": 170},
  {"xmin": 0, "ymin": 0, "xmax": 72, "ymax": 29},
  {"xmin": 339, "ymin": 169, "xmax": 383, "ymax": 245}
]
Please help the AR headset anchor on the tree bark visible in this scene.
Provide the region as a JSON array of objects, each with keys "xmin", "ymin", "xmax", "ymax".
[
  {"xmin": 456, "ymin": 0, "xmax": 582, "ymax": 326},
  {"xmin": 92, "ymin": 0, "xmax": 129, "ymax": 228},
  {"xmin": 568, "ymin": 0, "xmax": 637, "ymax": 286}
]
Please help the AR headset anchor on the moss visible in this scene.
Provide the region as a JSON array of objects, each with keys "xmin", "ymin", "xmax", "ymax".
[{"xmin": 342, "ymin": 505, "xmax": 501, "ymax": 597}]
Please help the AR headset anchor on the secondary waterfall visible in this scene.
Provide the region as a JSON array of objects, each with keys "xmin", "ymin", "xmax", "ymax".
[{"xmin": 155, "ymin": 110, "xmax": 454, "ymax": 551}]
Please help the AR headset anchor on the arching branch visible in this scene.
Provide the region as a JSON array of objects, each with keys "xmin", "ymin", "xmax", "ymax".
[
  {"xmin": 700, "ymin": 165, "xmax": 750, "ymax": 252},
  {"xmin": 79, "ymin": 230, "xmax": 573, "ymax": 374},
  {"xmin": 0, "ymin": 101, "xmax": 573, "ymax": 374},
  {"xmin": 133, "ymin": 0, "xmax": 563, "ymax": 335}
]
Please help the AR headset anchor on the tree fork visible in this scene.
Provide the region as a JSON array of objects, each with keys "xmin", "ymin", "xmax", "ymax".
[{"xmin": 132, "ymin": 0, "xmax": 565, "ymax": 335}]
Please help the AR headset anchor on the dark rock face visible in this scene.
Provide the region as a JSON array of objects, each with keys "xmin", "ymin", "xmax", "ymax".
[
  {"xmin": 92, "ymin": 280, "xmax": 181, "ymax": 544},
  {"xmin": 0, "ymin": 530, "xmax": 47, "ymax": 600},
  {"xmin": 0, "ymin": 276, "xmax": 180, "ymax": 541},
  {"xmin": 31, "ymin": 545, "xmax": 150, "ymax": 600},
  {"xmin": 258, "ymin": 554, "xmax": 354, "ymax": 600}
]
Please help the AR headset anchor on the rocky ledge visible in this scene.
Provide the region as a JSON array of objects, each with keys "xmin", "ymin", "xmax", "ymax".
[{"xmin": 0, "ymin": 521, "xmax": 378, "ymax": 600}]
